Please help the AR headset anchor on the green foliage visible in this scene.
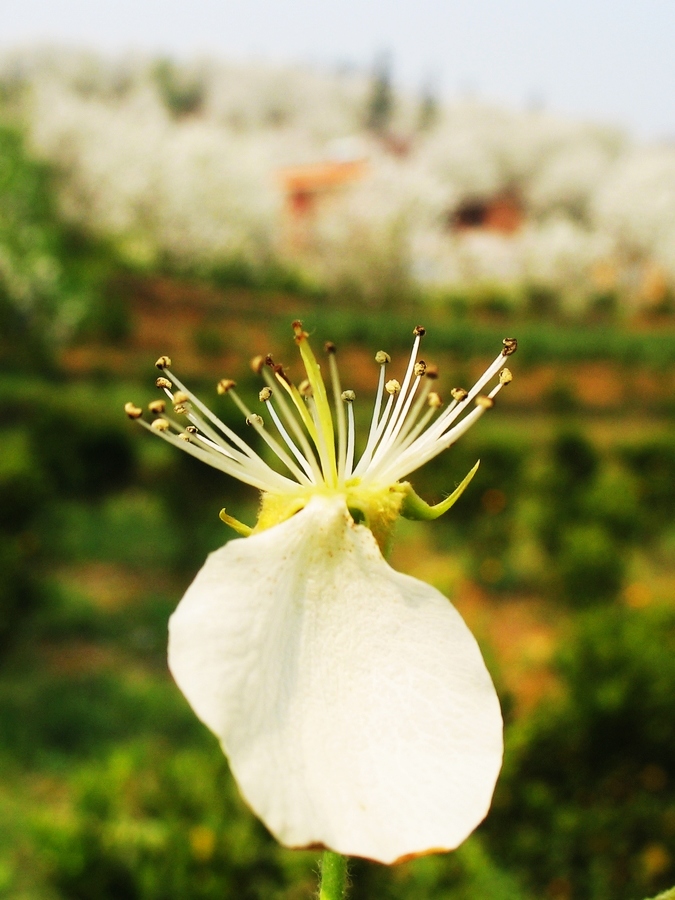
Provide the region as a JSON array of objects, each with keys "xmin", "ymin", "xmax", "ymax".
[
  {"xmin": 487, "ymin": 606, "xmax": 675, "ymax": 900},
  {"xmin": 537, "ymin": 431, "xmax": 630, "ymax": 605},
  {"xmin": 0, "ymin": 124, "xmax": 122, "ymax": 368},
  {"xmin": 620, "ymin": 438, "xmax": 675, "ymax": 540}
]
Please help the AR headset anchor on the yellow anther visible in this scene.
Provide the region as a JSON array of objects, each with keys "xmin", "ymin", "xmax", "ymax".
[
  {"xmin": 250, "ymin": 355, "xmax": 265, "ymax": 374},
  {"xmin": 298, "ymin": 379, "xmax": 313, "ymax": 397},
  {"xmin": 179, "ymin": 432, "xmax": 191, "ymax": 442},
  {"xmin": 155, "ymin": 355, "xmax": 172, "ymax": 369},
  {"xmin": 217, "ymin": 379, "xmax": 237, "ymax": 395},
  {"xmin": 502, "ymin": 337, "xmax": 518, "ymax": 357},
  {"xmin": 148, "ymin": 399, "xmax": 166, "ymax": 415},
  {"xmin": 451, "ymin": 387, "xmax": 468, "ymax": 402},
  {"xmin": 475, "ymin": 395, "xmax": 495, "ymax": 409},
  {"xmin": 173, "ymin": 391, "xmax": 189, "ymax": 404},
  {"xmin": 156, "ymin": 376, "xmax": 172, "ymax": 390},
  {"xmin": 185, "ymin": 425, "xmax": 197, "ymax": 433},
  {"xmin": 124, "ymin": 402, "xmax": 143, "ymax": 419},
  {"xmin": 341, "ymin": 390, "xmax": 356, "ymax": 402},
  {"xmin": 173, "ymin": 403, "xmax": 189, "ymax": 415},
  {"xmin": 246, "ymin": 414, "xmax": 264, "ymax": 427},
  {"xmin": 428, "ymin": 392, "xmax": 442, "ymax": 409},
  {"xmin": 425, "ymin": 364, "xmax": 439, "ymax": 380},
  {"xmin": 414, "ymin": 361, "xmax": 427, "ymax": 377},
  {"xmin": 499, "ymin": 367, "xmax": 513, "ymax": 385},
  {"xmin": 413, "ymin": 325, "xmax": 426, "ymax": 336},
  {"xmin": 385, "ymin": 379, "xmax": 401, "ymax": 395},
  {"xmin": 375, "ymin": 350, "xmax": 391, "ymax": 365},
  {"xmin": 152, "ymin": 418, "xmax": 170, "ymax": 430},
  {"xmin": 259, "ymin": 387, "xmax": 273, "ymax": 402}
]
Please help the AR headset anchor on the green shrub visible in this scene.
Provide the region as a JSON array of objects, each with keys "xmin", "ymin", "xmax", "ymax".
[{"xmin": 487, "ymin": 606, "xmax": 675, "ymax": 900}]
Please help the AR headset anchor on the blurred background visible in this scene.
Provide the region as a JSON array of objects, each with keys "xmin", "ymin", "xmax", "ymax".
[{"xmin": 1, "ymin": 2, "xmax": 675, "ymax": 898}]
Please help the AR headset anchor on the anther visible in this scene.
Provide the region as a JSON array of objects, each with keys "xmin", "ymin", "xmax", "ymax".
[
  {"xmin": 173, "ymin": 391, "xmax": 189, "ymax": 404},
  {"xmin": 152, "ymin": 418, "xmax": 170, "ymax": 430},
  {"xmin": 499, "ymin": 367, "xmax": 513, "ymax": 385},
  {"xmin": 156, "ymin": 376, "xmax": 172, "ymax": 390},
  {"xmin": 124, "ymin": 402, "xmax": 143, "ymax": 419},
  {"xmin": 299, "ymin": 379, "xmax": 313, "ymax": 397},
  {"xmin": 179, "ymin": 432, "xmax": 191, "ymax": 442},
  {"xmin": 428, "ymin": 392, "xmax": 443, "ymax": 408},
  {"xmin": 266, "ymin": 355, "xmax": 291, "ymax": 384},
  {"xmin": 259, "ymin": 387, "xmax": 273, "ymax": 402},
  {"xmin": 173, "ymin": 404, "xmax": 189, "ymax": 415},
  {"xmin": 185, "ymin": 425, "xmax": 198, "ymax": 433},
  {"xmin": 324, "ymin": 341, "xmax": 337, "ymax": 354},
  {"xmin": 250, "ymin": 355, "xmax": 265, "ymax": 374},
  {"xmin": 386, "ymin": 379, "xmax": 401, "ymax": 395},
  {"xmin": 475, "ymin": 395, "xmax": 495, "ymax": 409},
  {"xmin": 414, "ymin": 360, "xmax": 427, "ymax": 377},
  {"xmin": 375, "ymin": 350, "xmax": 391, "ymax": 365},
  {"xmin": 341, "ymin": 390, "xmax": 356, "ymax": 402},
  {"xmin": 246, "ymin": 414, "xmax": 264, "ymax": 427},
  {"xmin": 425, "ymin": 364, "xmax": 439, "ymax": 380},
  {"xmin": 148, "ymin": 399, "xmax": 165, "ymax": 415},
  {"xmin": 292, "ymin": 320, "xmax": 308, "ymax": 342},
  {"xmin": 155, "ymin": 355, "xmax": 172, "ymax": 369},
  {"xmin": 217, "ymin": 379, "xmax": 237, "ymax": 395},
  {"xmin": 413, "ymin": 325, "xmax": 426, "ymax": 337},
  {"xmin": 502, "ymin": 337, "xmax": 518, "ymax": 357},
  {"xmin": 451, "ymin": 387, "xmax": 468, "ymax": 402}
]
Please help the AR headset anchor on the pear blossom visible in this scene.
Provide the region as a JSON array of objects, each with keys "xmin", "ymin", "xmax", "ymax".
[{"xmin": 126, "ymin": 322, "xmax": 515, "ymax": 864}]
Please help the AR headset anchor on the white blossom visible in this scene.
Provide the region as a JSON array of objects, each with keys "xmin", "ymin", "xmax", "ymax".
[{"xmin": 127, "ymin": 324, "xmax": 514, "ymax": 863}]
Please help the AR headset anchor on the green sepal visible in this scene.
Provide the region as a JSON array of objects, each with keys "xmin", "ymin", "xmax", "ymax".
[
  {"xmin": 401, "ymin": 460, "xmax": 480, "ymax": 521},
  {"xmin": 219, "ymin": 508, "xmax": 253, "ymax": 537}
]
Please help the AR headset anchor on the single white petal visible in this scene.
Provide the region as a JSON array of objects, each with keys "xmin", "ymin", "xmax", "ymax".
[{"xmin": 168, "ymin": 495, "xmax": 503, "ymax": 864}]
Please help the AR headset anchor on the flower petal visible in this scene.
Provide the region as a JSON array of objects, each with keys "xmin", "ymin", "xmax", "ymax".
[{"xmin": 168, "ymin": 495, "xmax": 503, "ymax": 864}]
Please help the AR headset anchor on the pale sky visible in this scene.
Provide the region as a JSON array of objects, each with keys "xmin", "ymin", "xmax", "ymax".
[{"xmin": 1, "ymin": 0, "xmax": 674, "ymax": 139}]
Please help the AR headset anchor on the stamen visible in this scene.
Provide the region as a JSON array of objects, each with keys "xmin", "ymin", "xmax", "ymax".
[
  {"xmin": 138, "ymin": 417, "xmax": 291, "ymax": 492},
  {"xmin": 261, "ymin": 361, "xmax": 323, "ymax": 481},
  {"xmin": 352, "ymin": 351, "xmax": 389, "ymax": 477},
  {"xmin": 327, "ymin": 342, "xmax": 348, "ymax": 482},
  {"xmin": 262, "ymin": 398, "xmax": 316, "ymax": 484},
  {"xmin": 228, "ymin": 384, "xmax": 316, "ymax": 485},
  {"xmin": 165, "ymin": 368, "xmax": 273, "ymax": 467},
  {"xmin": 293, "ymin": 321, "xmax": 337, "ymax": 486},
  {"xmin": 377, "ymin": 328, "xmax": 424, "ymax": 457},
  {"xmin": 341, "ymin": 390, "xmax": 356, "ymax": 477},
  {"xmin": 136, "ymin": 327, "xmax": 515, "ymax": 500}
]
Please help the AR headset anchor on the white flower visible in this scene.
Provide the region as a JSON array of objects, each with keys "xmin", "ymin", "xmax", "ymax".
[{"xmin": 126, "ymin": 323, "xmax": 516, "ymax": 864}]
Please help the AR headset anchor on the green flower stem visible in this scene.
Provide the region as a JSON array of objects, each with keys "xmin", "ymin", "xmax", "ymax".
[{"xmin": 318, "ymin": 851, "xmax": 349, "ymax": 900}]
